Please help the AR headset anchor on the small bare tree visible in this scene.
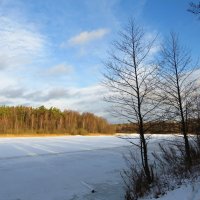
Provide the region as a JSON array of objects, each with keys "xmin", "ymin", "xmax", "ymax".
[
  {"xmin": 158, "ymin": 32, "xmax": 198, "ymax": 168},
  {"xmin": 103, "ymin": 20, "xmax": 159, "ymax": 184}
]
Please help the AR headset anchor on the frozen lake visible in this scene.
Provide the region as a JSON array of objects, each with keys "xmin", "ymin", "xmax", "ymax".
[
  {"xmin": 0, "ymin": 135, "xmax": 133, "ymax": 200},
  {"xmin": 0, "ymin": 135, "xmax": 198, "ymax": 200}
]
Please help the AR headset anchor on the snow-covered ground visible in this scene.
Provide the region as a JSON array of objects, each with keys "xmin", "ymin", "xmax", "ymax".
[
  {"xmin": 0, "ymin": 135, "xmax": 132, "ymax": 200},
  {"xmin": 0, "ymin": 135, "xmax": 199, "ymax": 200},
  {"xmin": 145, "ymin": 182, "xmax": 200, "ymax": 200}
]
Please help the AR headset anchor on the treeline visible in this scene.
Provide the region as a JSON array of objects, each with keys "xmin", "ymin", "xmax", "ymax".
[
  {"xmin": 0, "ymin": 106, "xmax": 114, "ymax": 135},
  {"xmin": 116, "ymin": 120, "xmax": 200, "ymax": 134}
]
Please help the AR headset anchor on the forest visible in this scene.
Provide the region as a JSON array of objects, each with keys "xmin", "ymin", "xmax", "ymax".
[
  {"xmin": 116, "ymin": 119, "xmax": 200, "ymax": 134},
  {"xmin": 0, "ymin": 106, "xmax": 114, "ymax": 135},
  {"xmin": 1, "ymin": 104, "xmax": 200, "ymax": 136}
]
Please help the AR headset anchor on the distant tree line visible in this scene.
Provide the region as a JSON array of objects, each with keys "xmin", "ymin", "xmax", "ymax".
[
  {"xmin": 116, "ymin": 119, "xmax": 200, "ymax": 135},
  {"xmin": 0, "ymin": 106, "xmax": 114, "ymax": 135},
  {"xmin": 115, "ymin": 122, "xmax": 180, "ymax": 134}
]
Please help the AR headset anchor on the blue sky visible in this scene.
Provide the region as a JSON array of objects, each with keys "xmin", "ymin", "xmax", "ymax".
[{"xmin": 0, "ymin": 0, "xmax": 199, "ymax": 121}]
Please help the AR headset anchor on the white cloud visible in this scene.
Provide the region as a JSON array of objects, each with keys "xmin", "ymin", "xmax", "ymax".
[
  {"xmin": 48, "ymin": 63, "xmax": 73, "ymax": 75},
  {"xmin": 0, "ymin": 83, "xmax": 112, "ymax": 120},
  {"xmin": 41, "ymin": 85, "xmax": 111, "ymax": 119},
  {"xmin": 0, "ymin": 16, "xmax": 47, "ymax": 69},
  {"xmin": 67, "ymin": 28, "xmax": 110, "ymax": 46},
  {"xmin": 0, "ymin": 72, "xmax": 19, "ymax": 89}
]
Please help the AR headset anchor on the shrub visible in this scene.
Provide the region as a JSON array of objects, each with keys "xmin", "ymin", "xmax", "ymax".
[
  {"xmin": 122, "ymin": 151, "xmax": 155, "ymax": 200},
  {"xmin": 123, "ymin": 135, "xmax": 200, "ymax": 200}
]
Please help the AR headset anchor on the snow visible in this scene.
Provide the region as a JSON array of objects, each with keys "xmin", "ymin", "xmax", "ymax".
[
  {"xmin": 0, "ymin": 135, "xmax": 199, "ymax": 200},
  {"xmin": 0, "ymin": 135, "xmax": 131, "ymax": 200},
  {"xmin": 143, "ymin": 182, "xmax": 200, "ymax": 200}
]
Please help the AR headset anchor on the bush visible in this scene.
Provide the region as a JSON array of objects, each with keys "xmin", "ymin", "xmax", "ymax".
[
  {"xmin": 122, "ymin": 135, "xmax": 200, "ymax": 200},
  {"xmin": 122, "ymin": 151, "xmax": 155, "ymax": 200},
  {"xmin": 190, "ymin": 134, "xmax": 200, "ymax": 166},
  {"xmin": 153, "ymin": 136, "xmax": 200, "ymax": 179},
  {"xmin": 153, "ymin": 143, "xmax": 189, "ymax": 178},
  {"xmin": 150, "ymin": 136, "xmax": 200, "ymax": 197}
]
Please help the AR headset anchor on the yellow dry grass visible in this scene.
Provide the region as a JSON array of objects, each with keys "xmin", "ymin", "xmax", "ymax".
[{"xmin": 0, "ymin": 132, "xmax": 116, "ymax": 138}]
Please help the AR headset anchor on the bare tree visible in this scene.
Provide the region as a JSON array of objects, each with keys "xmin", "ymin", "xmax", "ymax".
[
  {"xmin": 188, "ymin": 1, "xmax": 200, "ymax": 17},
  {"xmin": 103, "ymin": 20, "xmax": 159, "ymax": 183},
  {"xmin": 158, "ymin": 32, "xmax": 198, "ymax": 168}
]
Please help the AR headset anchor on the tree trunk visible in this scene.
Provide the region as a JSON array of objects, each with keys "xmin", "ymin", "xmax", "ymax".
[{"xmin": 139, "ymin": 119, "xmax": 152, "ymax": 183}]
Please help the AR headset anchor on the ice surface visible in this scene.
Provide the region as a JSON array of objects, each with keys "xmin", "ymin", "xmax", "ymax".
[
  {"xmin": 0, "ymin": 136, "xmax": 131, "ymax": 200},
  {"xmin": 0, "ymin": 135, "xmax": 199, "ymax": 200}
]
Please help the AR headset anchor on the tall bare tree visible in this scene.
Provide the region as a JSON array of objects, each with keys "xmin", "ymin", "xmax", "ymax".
[
  {"xmin": 158, "ymin": 32, "xmax": 198, "ymax": 167},
  {"xmin": 103, "ymin": 20, "xmax": 159, "ymax": 183}
]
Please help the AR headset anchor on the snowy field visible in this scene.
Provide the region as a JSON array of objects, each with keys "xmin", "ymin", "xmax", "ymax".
[
  {"xmin": 0, "ymin": 135, "xmax": 199, "ymax": 200},
  {"xmin": 0, "ymin": 135, "xmax": 132, "ymax": 200}
]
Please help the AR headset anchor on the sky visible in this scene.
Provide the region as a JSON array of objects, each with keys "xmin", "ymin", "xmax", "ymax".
[{"xmin": 0, "ymin": 0, "xmax": 199, "ymax": 122}]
